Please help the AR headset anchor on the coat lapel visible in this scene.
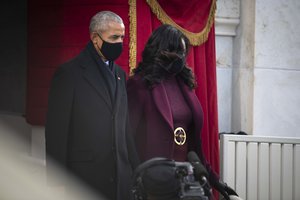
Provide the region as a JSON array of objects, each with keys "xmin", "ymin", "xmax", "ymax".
[
  {"xmin": 152, "ymin": 78, "xmax": 203, "ymax": 134},
  {"xmin": 178, "ymin": 79, "xmax": 203, "ymax": 135},
  {"xmin": 113, "ymin": 64, "xmax": 123, "ymax": 114},
  {"xmin": 152, "ymin": 83, "xmax": 174, "ymax": 131},
  {"xmin": 80, "ymin": 51, "xmax": 112, "ymax": 110}
]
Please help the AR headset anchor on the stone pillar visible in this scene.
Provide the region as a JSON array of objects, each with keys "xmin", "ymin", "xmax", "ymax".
[
  {"xmin": 215, "ymin": 0, "xmax": 240, "ymax": 132},
  {"xmin": 231, "ymin": 0, "xmax": 255, "ymax": 134}
]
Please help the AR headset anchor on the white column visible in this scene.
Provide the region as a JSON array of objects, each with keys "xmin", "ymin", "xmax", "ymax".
[
  {"xmin": 215, "ymin": 0, "xmax": 240, "ymax": 133},
  {"xmin": 231, "ymin": 0, "xmax": 255, "ymax": 134}
]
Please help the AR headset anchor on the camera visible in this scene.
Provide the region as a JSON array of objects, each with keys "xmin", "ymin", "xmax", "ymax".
[{"xmin": 131, "ymin": 157, "xmax": 209, "ymax": 200}]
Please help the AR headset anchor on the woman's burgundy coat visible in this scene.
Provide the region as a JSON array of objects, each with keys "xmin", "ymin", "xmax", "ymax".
[{"xmin": 127, "ymin": 75, "xmax": 212, "ymax": 167}]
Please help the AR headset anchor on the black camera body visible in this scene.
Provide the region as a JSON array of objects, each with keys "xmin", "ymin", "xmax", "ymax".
[{"xmin": 131, "ymin": 158, "xmax": 209, "ymax": 200}]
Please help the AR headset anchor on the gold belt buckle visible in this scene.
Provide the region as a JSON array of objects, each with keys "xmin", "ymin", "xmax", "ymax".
[{"xmin": 174, "ymin": 127, "xmax": 186, "ymax": 145}]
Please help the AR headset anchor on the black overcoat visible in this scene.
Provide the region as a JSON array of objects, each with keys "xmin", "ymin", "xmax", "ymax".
[{"xmin": 45, "ymin": 42, "xmax": 138, "ymax": 200}]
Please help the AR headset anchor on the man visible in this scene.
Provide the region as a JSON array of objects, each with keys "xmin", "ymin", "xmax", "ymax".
[{"xmin": 45, "ymin": 11, "xmax": 139, "ymax": 200}]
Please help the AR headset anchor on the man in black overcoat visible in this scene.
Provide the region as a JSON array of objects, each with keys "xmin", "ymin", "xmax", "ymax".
[{"xmin": 45, "ymin": 11, "xmax": 139, "ymax": 200}]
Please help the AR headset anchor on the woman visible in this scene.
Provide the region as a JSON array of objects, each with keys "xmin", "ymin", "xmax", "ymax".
[{"xmin": 127, "ymin": 24, "xmax": 237, "ymax": 200}]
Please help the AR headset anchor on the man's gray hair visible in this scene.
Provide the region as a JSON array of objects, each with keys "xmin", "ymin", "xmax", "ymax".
[{"xmin": 89, "ymin": 11, "xmax": 123, "ymax": 33}]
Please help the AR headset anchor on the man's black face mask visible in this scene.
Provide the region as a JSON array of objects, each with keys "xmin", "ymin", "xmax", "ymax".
[{"xmin": 98, "ymin": 33, "xmax": 123, "ymax": 61}]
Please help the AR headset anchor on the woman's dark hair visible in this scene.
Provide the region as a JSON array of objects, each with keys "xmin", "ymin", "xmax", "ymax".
[{"xmin": 133, "ymin": 24, "xmax": 197, "ymax": 89}]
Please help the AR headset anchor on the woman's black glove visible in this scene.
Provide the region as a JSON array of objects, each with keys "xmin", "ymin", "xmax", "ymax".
[{"xmin": 211, "ymin": 180, "xmax": 238, "ymax": 200}]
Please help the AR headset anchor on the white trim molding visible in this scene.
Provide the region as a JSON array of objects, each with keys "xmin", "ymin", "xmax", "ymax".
[{"xmin": 215, "ymin": 17, "xmax": 240, "ymax": 36}]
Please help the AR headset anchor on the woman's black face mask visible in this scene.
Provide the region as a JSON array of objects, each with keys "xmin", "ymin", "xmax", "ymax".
[
  {"xmin": 98, "ymin": 33, "xmax": 123, "ymax": 61},
  {"xmin": 157, "ymin": 51, "xmax": 185, "ymax": 74},
  {"xmin": 165, "ymin": 57, "xmax": 185, "ymax": 74}
]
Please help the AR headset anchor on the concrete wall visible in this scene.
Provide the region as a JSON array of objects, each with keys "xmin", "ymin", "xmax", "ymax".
[
  {"xmin": 252, "ymin": 0, "xmax": 300, "ymax": 136},
  {"xmin": 216, "ymin": 0, "xmax": 300, "ymax": 137}
]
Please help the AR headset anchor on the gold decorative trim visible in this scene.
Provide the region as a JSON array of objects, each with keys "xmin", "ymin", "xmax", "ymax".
[
  {"xmin": 129, "ymin": 0, "xmax": 137, "ymax": 74},
  {"xmin": 146, "ymin": 0, "xmax": 216, "ymax": 46}
]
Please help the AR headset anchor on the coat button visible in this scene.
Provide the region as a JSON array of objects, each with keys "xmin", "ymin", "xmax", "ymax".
[{"xmin": 109, "ymin": 177, "xmax": 114, "ymax": 183}]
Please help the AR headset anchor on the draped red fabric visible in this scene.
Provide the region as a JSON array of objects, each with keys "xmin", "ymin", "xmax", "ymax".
[
  {"xmin": 136, "ymin": 0, "xmax": 219, "ymax": 197},
  {"xmin": 157, "ymin": 0, "xmax": 212, "ymax": 32}
]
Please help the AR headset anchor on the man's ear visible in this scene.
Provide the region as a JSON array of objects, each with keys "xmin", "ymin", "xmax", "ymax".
[{"xmin": 90, "ymin": 32, "xmax": 98, "ymax": 43}]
